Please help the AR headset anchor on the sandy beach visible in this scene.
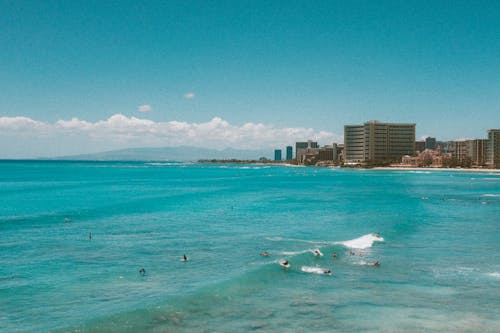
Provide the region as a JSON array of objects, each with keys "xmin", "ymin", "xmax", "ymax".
[{"xmin": 373, "ymin": 166, "xmax": 500, "ymax": 173}]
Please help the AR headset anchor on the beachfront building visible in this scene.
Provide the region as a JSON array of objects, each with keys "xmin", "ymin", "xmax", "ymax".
[
  {"xmin": 466, "ymin": 139, "xmax": 488, "ymax": 166},
  {"xmin": 274, "ymin": 149, "xmax": 282, "ymax": 161},
  {"xmin": 344, "ymin": 121, "xmax": 416, "ymax": 165},
  {"xmin": 343, "ymin": 125, "xmax": 365, "ymax": 164},
  {"xmin": 401, "ymin": 146, "xmax": 451, "ymax": 167},
  {"xmin": 286, "ymin": 146, "xmax": 293, "ymax": 161},
  {"xmin": 295, "ymin": 141, "xmax": 318, "ymax": 160},
  {"xmin": 451, "ymin": 141, "xmax": 468, "ymax": 163},
  {"xmin": 486, "ymin": 129, "xmax": 500, "ymax": 168},
  {"xmin": 295, "ymin": 142, "xmax": 342, "ymax": 165}
]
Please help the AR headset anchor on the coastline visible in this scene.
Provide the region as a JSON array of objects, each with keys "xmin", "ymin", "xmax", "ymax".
[{"xmin": 372, "ymin": 166, "xmax": 500, "ymax": 173}]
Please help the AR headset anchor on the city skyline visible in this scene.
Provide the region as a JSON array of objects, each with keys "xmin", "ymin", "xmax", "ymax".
[{"xmin": 1, "ymin": 1, "xmax": 500, "ymax": 158}]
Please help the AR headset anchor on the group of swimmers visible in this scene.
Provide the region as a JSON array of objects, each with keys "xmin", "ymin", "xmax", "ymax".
[
  {"xmin": 139, "ymin": 254, "xmax": 189, "ymax": 276},
  {"xmin": 264, "ymin": 248, "xmax": 381, "ymax": 274},
  {"xmin": 139, "ymin": 236, "xmax": 382, "ymax": 275}
]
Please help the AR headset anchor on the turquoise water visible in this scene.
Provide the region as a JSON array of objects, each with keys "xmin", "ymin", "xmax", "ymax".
[{"xmin": 1, "ymin": 161, "xmax": 499, "ymax": 332}]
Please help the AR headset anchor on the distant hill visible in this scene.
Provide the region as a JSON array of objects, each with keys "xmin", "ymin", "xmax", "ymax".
[{"xmin": 54, "ymin": 146, "xmax": 272, "ymax": 161}]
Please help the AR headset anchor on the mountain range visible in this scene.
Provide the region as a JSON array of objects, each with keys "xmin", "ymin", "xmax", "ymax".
[{"xmin": 53, "ymin": 146, "xmax": 272, "ymax": 161}]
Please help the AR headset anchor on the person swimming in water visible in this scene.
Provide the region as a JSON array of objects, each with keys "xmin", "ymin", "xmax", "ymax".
[
  {"xmin": 332, "ymin": 252, "xmax": 337, "ymax": 258},
  {"xmin": 324, "ymin": 269, "xmax": 332, "ymax": 275},
  {"xmin": 261, "ymin": 251, "xmax": 269, "ymax": 257},
  {"xmin": 372, "ymin": 261, "xmax": 380, "ymax": 267},
  {"xmin": 139, "ymin": 268, "xmax": 146, "ymax": 276},
  {"xmin": 183, "ymin": 254, "xmax": 188, "ymax": 261}
]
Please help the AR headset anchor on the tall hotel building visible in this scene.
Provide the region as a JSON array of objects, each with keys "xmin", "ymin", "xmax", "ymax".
[
  {"xmin": 344, "ymin": 121, "xmax": 416, "ymax": 165},
  {"xmin": 486, "ymin": 129, "xmax": 500, "ymax": 168}
]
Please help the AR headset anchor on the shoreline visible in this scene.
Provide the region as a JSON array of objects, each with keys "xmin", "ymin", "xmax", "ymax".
[{"xmin": 372, "ymin": 166, "xmax": 500, "ymax": 173}]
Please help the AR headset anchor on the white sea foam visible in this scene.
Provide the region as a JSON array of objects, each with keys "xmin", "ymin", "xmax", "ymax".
[
  {"xmin": 312, "ymin": 249, "xmax": 324, "ymax": 256},
  {"xmin": 337, "ymin": 234, "xmax": 384, "ymax": 249},
  {"xmin": 487, "ymin": 272, "xmax": 500, "ymax": 278},
  {"xmin": 301, "ymin": 266, "xmax": 331, "ymax": 275},
  {"xmin": 278, "ymin": 249, "xmax": 313, "ymax": 256},
  {"xmin": 265, "ymin": 237, "xmax": 324, "ymax": 245},
  {"xmin": 482, "ymin": 194, "xmax": 500, "ymax": 197},
  {"xmin": 145, "ymin": 162, "xmax": 183, "ymax": 166}
]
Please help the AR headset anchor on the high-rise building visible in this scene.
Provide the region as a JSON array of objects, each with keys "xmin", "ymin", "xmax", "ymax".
[
  {"xmin": 466, "ymin": 139, "xmax": 488, "ymax": 166},
  {"xmin": 344, "ymin": 121, "xmax": 416, "ymax": 165},
  {"xmin": 486, "ymin": 129, "xmax": 500, "ymax": 168},
  {"xmin": 274, "ymin": 149, "xmax": 282, "ymax": 161},
  {"xmin": 286, "ymin": 146, "xmax": 293, "ymax": 160},
  {"xmin": 451, "ymin": 141, "xmax": 468, "ymax": 162},
  {"xmin": 344, "ymin": 125, "xmax": 365, "ymax": 163},
  {"xmin": 425, "ymin": 137, "xmax": 437, "ymax": 150}
]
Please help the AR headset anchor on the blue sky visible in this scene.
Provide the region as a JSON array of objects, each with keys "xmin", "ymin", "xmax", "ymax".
[{"xmin": 1, "ymin": 1, "xmax": 499, "ymax": 157}]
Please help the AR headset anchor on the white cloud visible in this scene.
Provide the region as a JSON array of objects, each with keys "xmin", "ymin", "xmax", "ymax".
[
  {"xmin": 0, "ymin": 116, "xmax": 49, "ymax": 131},
  {"xmin": 138, "ymin": 104, "xmax": 152, "ymax": 113},
  {"xmin": 183, "ymin": 92, "xmax": 195, "ymax": 99},
  {"xmin": 0, "ymin": 114, "xmax": 341, "ymax": 150}
]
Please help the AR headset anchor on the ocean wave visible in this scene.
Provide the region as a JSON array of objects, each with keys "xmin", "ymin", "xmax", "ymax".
[
  {"xmin": 145, "ymin": 162, "xmax": 186, "ymax": 167},
  {"xmin": 301, "ymin": 266, "xmax": 332, "ymax": 275},
  {"xmin": 265, "ymin": 236, "xmax": 325, "ymax": 245},
  {"xmin": 336, "ymin": 233, "xmax": 384, "ymax": 249},
  {"xmin": 487, "ymin": 272, "xmax": 500, "ymax": 278},
  {"xmin": 278, "ymin": 249, "xmax": 314, "ymax": 256},
  {"xmin": 482, "ymin": 194, "xmax": 500, "ymax": 197}
]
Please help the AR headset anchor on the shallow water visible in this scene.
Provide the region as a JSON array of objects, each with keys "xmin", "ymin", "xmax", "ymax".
[{"xmin": 1, "ymin": 161, "xmax": 499, "ymax": 332}]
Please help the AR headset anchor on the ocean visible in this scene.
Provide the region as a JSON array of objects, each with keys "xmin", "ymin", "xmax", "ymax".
[{"xmin": 1, "ymin": 161, "xmax": 499, "ymax": 332}]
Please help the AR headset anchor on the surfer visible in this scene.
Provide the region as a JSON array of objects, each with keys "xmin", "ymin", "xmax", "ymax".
[
  {"xmin": 313, "ymin": 249, "xmax": 323, "ymax": 257},
  {"xmin": 332, "ymin": 252, "xmax": 337, "ymax": 258},
  {"xmin": 280, "ymin": 260, "xmax": 290, "ymax": 268},
  {"xmin": 261, "ymin": 251, "xmax": 269, "ymax": 257},
  {"xmin": 372, "ymin": 261, "xmax": 380, "ymax": 267},
  {"xmin": 89, "ymin": 232, "xmax": 92, "ymax": 240},
  {"xmin": 182, "ymin": 254, "xmax": 188, "ymax": 261},
  {"xmin": 324, "ymin": 269, "xmax": 332, "ymax": 275},
  {"xmin": 139, "ymin": 268, "xmax": 146, "ymax": 276}
]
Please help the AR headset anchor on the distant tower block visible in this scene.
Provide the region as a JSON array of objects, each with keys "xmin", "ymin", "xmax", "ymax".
[
  {"xmin": 286, "ymin": 146, "xmax": 293, "ymax": 160},
  {"xmin": 274, "ymin": 149, "xmax": 282, "ymax": 161}
]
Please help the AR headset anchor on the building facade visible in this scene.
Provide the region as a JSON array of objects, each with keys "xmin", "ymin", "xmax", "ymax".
[
  {"xmin": 274, "ymin": 149, "xmax": 282, "ymax": 161},
  {"xmin": 286, "ymin": 146, "xmax": 293, "ymax": 160},
  {"xmin": 295, "ymin": 141, "xmax": 318, "ymax": 160},
  {"xmin": 486, "ymin": 129, "xmax": 500, "ymax": 168},
  {"xmin": 425, "ymin": 137, "xmax": 437, "ymax": 150},
  {"xmin": 466, "ymin": 139, "xmax": 488, "ymax": 166},
  {"xmin": 415, "ymin": 140, "xmax": 426, "ymax": 153},
  {"xmin": 344, "ymin": 121, "xmax": 416, "ymax": 165}
]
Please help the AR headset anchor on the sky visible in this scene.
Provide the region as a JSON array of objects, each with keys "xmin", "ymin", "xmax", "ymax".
[{"xmin": 1, "ymin": 0, "xmax": 500, "ymax": 158}]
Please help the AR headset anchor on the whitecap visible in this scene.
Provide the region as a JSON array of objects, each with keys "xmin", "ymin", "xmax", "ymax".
[
  {"xmin": 301, "ymin": 266, "xmax": 332, "ymax": 275},
  {"xmin": 278, "ymin": 249, "xmax": 313, "ymax": 256},
  {"xmin": 487, "ymin": 272, "xmax": 500, "ymax": 278},
  {"xmin": 337, "ymin": 233, "xmax": 384, "ymax": 249},
  {"xmin": 482, "ymin": 194, "xmax": 500, "ymax": 197}
]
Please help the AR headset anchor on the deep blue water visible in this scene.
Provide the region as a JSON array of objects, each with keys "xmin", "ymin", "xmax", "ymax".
[{"xmin": 1, "ymin": 161, "xmax": 499, "ymax": 332}]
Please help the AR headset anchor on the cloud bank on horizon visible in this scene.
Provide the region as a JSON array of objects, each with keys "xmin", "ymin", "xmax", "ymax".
[{"xmin": 0, "ymin": 114, "xmax": 340, "ymax": 158}]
